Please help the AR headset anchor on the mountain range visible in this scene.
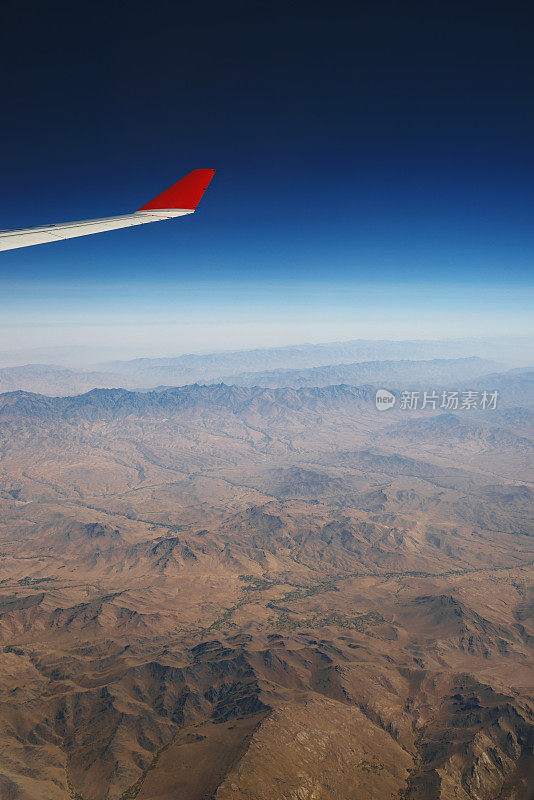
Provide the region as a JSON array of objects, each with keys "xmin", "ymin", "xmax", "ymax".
[{"xmin": 0, "ymin": 344, "xmax": 532, "ymax": 799}]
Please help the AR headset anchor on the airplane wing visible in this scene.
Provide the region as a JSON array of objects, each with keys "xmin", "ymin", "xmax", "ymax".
[{"xmin": 0, "ymin": 168, "xmax": 215, "ymax": 252}]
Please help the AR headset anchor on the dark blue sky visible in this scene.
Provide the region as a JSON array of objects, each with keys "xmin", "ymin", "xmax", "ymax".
[{"xmin": 1, "ymin": 0, "xmax": 533, "ymax": 355}]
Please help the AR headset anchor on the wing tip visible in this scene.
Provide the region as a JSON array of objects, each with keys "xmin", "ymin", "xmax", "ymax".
[{"xmin": 138, "ymin": 168, "xmax": 216, "ymax": 212}]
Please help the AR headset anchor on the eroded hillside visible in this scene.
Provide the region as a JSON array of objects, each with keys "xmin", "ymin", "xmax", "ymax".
[{"xmin": 0, "ymin": 385, "xmax": 532, "ymax": 799}]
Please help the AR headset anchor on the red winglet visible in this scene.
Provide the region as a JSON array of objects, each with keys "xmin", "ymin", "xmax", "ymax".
[{"xmin": 138, "ymin": 169, "xmax": 216, "ymax": 211}]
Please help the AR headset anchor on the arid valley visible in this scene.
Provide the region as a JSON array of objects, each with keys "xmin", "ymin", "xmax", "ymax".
[
  {"xmin": 2, "ymin": 0, "xmax": 534, "ymax": 795},
  {"xmin": 0, "ymin": 347, "xmax": 533, "ymax": 800}
]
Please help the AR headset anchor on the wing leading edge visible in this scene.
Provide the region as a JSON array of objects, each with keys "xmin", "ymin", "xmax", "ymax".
[{"xmin": 0, "ymin": 169, "xmax": 215, "ymax": 252}]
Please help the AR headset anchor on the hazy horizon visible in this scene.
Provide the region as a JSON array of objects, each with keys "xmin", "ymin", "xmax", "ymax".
[
  {"xmin": 0, "ymin": 333, "xmax": 533, "ymax": 382},
  {"xmin": 3, "ymin": 279, "xmax": 534, "ymax": 366}
]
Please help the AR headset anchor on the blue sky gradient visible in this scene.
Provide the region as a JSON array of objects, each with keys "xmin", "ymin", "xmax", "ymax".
[{"xmin": 1, "ymin": 1, "xmax": 533, "ymax": 356}]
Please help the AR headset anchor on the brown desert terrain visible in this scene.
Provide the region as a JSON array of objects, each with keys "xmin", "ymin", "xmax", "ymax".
[{"xmin": 0, "ymin": 379, "xmax": 532, "ymax": 799}]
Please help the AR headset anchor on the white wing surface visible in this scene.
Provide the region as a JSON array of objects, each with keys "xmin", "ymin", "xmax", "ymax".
[{"xmin": 0, "ymin": 169, "xmax": 215, "ymax": 252}]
